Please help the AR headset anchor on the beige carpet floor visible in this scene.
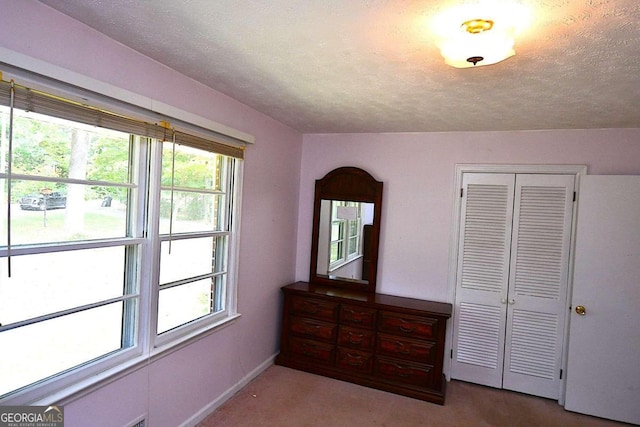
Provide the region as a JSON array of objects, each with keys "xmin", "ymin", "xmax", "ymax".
[{"xmin": 198, "ymin": 365, "xmax": 630, "ymax": 427}]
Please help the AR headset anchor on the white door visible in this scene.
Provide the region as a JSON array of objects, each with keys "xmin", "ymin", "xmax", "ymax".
[
  {"xmin": 452, "ymin": 173, "xmax": 575, "ymax": 399},
  {"xmin": 451, "ymin": 173, "xmax": 514, "ymax": 387},
  {"xmin": 564, "ymin": 176, "xmax": 640, "ymax": 425},
  {"xmin": 503, "ymin": 174, "xmax": 575, "ymax": 399}
]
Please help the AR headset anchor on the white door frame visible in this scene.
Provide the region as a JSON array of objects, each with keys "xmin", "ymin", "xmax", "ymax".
[{"xmin": 445, "ymin": 164, "xmax": 587, "ymax": 404}]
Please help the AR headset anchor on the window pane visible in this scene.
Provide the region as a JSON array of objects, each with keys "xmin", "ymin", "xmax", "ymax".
[
  {"xmin": 1, "ymin": 107, "xmax": 131, "ymax": 183},
  {"xmin": 0, "ymin": 247, "xmax": 129, "ymax": 325},
  {"xmin": 159, "ymin": 236, "xmax": 227, "ymax": 284},
  {"xmin": 348, "ymin": 220, "xmax": 359, "ymax": 237},
  {"xmin": 161, "ymin": 143, "xmax": 225, "ymax": 191},
  {"xmin": 159, "ymin": 190, "xmax": 225, "ymax": 234},
  {"xmin": 1, "ymin": 180, "xmax": 129, "ymax": 245},
  {"xmin": 330, "ymin": 222, "xmax": 343, "ymax": 241},
  {"xmin": 157, "ymin": 278, "xmax": 223, "ymax": 334},
  {"xmin": 348, "ymin": 236, "xmax": 358, "ymax": 255},
  {"xmin": 0, "ymin": 301, "xmax": 130, "ymax": 398},
  {"xmin": 330, "ymin": 241, "xmax": 342, "ymax": 263}
]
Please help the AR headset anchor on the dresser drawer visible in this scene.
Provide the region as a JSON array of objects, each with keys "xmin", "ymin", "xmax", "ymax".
[
  {"xmin": 336, "ymin": 348, "xmax": 373, "ymax": 374},
  {"xmin": 340, "ymin": 304, "xmax": 376, "ymax": 329},
  {"xmin": 288, "ymin": 337, "xmax": 335, "ymax": 364},
  {"xmin": 290, "ymin": 296, "xmax": 339, "ymax": 322},
  {"xmin": 289, "ymin": 316, "xmax": 337, "ymax": 342},
  {"xmin": 376, "ymin": 333, "xmax": 435, "ymax": 363},
  {"xmin": 338, "ymin": 326, "xmax": 375, "ymax": 350},
  {"xmin": 378, "ymin": 311, "xmax": 438, "ymax": 340},
  {"xmin": 374, "ymin": 356, "xmax": 434, "ymax": 387}
]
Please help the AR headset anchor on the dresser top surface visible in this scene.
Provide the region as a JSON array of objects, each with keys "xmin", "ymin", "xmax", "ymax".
[{"xmin": 283, "ymin": 282, "xmax": 452, "ymax": 318}]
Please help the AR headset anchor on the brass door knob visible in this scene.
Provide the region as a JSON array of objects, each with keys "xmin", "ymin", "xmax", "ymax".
[{"xmin": 575, "ymin": 305, "xmax": 586, "ymax": 315}]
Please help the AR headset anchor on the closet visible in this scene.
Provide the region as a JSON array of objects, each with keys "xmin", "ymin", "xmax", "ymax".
[{"xmin": 451, "ymin": 173, "xmax": 575, "ymax": 400}]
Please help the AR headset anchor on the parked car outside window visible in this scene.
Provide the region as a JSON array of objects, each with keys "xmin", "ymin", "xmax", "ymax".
[{"xmin": 19, "ymin": 192, "xmax": 67, "ymax": 211}]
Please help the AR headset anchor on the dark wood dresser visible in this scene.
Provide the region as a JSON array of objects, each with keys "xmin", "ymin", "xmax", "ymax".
[{"xmin": 275, "ymin": 282, "xmax": 452, "ymax": 404}]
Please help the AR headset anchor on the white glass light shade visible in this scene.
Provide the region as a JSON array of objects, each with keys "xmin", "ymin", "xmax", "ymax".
[
  {"xmin": 438, "ymin": 27, "xmax": 515, "ymax": 68},
  {"xmin": 431, "ymin": 1, "xmax": 531, "ymax": 68}
]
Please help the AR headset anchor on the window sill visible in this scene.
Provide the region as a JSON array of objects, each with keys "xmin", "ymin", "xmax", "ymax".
[
  {"xmin": 151, "ymin": 313, "xmax": 242, "ymax": 361},
  {"xmin": 328, "ymin": 254, "xmax": 363, "ymax": 273}
]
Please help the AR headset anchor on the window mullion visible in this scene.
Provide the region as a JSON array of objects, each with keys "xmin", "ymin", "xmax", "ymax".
[
  {"xmin": 122, "ymin": 135, "xmax": 148, "ymax": 349},
  {"xmin": 5, "ymin": 82, "xmax": 15, "ymax": 277},
  {"xmin": 145, "ymin": 139, "xmax": 164, "ymax": 351}
]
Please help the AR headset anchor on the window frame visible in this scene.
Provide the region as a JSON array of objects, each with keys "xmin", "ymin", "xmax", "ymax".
[
  {"xmin": 0, "ymin": 130, "xmax": 149, "ymax": 404},
  {"xmin": 149, "ymin": 141, "xmax": 242, "ymax": 350},
  {"xmin": 0, "ymin": 74, "xmax": 245, "ymax": 405}
]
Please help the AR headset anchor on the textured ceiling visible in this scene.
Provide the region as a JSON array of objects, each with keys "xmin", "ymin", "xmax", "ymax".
[{"xmin": 37, "ymin": 0, "xmax": 640, "ymax": 133}]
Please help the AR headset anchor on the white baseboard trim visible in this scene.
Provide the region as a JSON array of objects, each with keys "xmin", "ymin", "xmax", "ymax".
[{"xmin": 180, "ymin": 354, "xmax": 278, "ymax": 427}]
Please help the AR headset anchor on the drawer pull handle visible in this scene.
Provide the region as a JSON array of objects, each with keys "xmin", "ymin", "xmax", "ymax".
[
  {"xmin": 346, "ymin": 353, "xmax": 363, "ymax": 366},
  {"xmin": 348, "ymin": 332, "xmax": 364, "ymax": 344},
  {"xmin": 396, "ymin": 341, "xmax": 412, "ymax": 354},
  {"xmin": 395, "ymin": 364, "xmax": 410, "ymax": 377},
  {"xmin": 398, "ymin": 319, "xmax": 416, "ymax": 333}
]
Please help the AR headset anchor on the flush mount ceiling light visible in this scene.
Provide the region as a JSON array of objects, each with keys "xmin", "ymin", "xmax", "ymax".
[{"xmin": 432, "ymin": 1, "xmax": 532, "ymax": 68}]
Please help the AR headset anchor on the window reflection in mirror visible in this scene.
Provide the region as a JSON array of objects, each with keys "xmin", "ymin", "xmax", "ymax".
[{"xmin": 316, "ymin": 199, "xmax": 375, "ymax": 283}]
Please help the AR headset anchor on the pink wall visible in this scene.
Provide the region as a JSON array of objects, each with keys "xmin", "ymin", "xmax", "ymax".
[
  {"xmin": 1, "ymin": 1, "xmax": 302, "ymax": 426},
  {"xmin": 297, "ymin": 130, "xmax": 640, "ymax": 301}
]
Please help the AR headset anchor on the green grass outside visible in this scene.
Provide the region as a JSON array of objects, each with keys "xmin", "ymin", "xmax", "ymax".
[{"xmin": 3, "ymin": 209, "xmax": 127, "ymax": 244}]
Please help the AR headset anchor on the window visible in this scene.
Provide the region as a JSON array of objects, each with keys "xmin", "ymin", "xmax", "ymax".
[
  {"xmin": 329, "ymin": 201, "xmax": 363, "ymax": 269},
  {"xmin": 0, "ymin": 79, "xmax": 244, "ymax": 403},
  {"xmin": 156, "ymin": 143, "xmax": 235, "ymax": 336}
]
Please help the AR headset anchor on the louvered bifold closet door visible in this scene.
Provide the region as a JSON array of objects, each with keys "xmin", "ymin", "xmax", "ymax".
[
  {"xmin": 451, "ymin": 173, "xmax": 515, "ymax": 387},
  {"xmin": 502, "ymin": 174, "xmax": 575, "ymax": 399}
]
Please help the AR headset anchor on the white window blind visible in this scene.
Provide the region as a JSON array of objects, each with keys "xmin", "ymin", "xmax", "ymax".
[{"xmin": 0, "ymin": 80, "xmax": 244, "ymax": 159}]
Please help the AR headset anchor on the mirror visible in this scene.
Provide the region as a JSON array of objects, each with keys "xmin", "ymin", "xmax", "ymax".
[{"xmin": 309, "ymin": 167, "xmax": 383, "ymax": 293}]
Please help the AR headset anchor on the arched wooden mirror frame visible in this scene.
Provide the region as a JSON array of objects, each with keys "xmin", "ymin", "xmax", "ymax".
[{"xmin": 309, "ymin": 167, "xmax": 383, "ymax": 293}]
